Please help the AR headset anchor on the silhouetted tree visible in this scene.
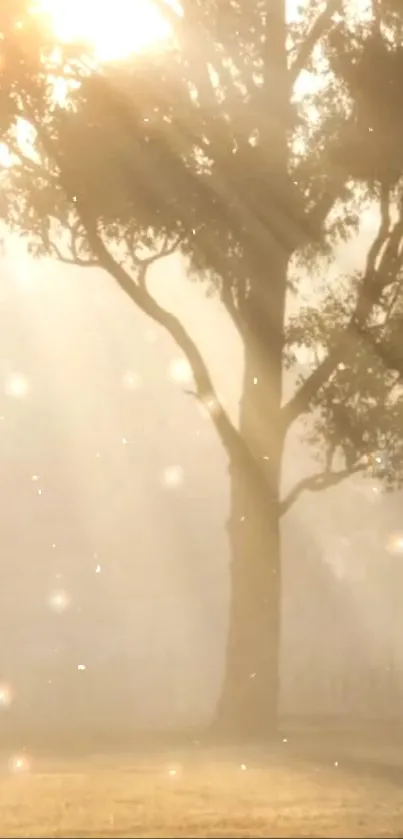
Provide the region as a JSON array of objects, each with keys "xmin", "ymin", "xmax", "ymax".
[{"xmin": 1, "ymin": 0, "xmax": 403, "ymax": 737}]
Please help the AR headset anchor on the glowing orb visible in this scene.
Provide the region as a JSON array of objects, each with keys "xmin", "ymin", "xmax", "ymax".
[
  {"xmin": 4, "ymin": 373, "xmax": 30, "ymax": 398},
  {"xmin": 169, "ymin": 358, "xmax": 193, "ymax": 385},
  {"xmin": 9, "ymin": 754, "xmax": 31, "ymax": 774},
  {"xmin": 48, "ymin": 589, "xmax": 71, "ymax": 613},
  {"xmin": 386, "ymin": 533, "xmax": 403, "ymax": 555},
  {"xmin": 166, "ymin": 762, "xmax": 182, "ymax": 779},
  {"xmin": 161, "ymin": 465, "xmax": 184, "ymax": 489}
]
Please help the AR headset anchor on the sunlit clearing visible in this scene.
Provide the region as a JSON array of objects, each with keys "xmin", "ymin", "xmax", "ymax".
[{"xmin": 38, "ymin": 0, "xmax": 180, "ymax": 62}]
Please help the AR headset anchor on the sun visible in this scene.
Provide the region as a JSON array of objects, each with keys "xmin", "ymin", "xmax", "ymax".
[{"xmin": 38, "ymin": 0, "xmax": 173, "ymax": 62}]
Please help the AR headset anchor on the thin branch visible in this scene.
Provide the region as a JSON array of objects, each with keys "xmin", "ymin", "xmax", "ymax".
[
  {"xmin": 280, "ymin": 462, "xmax": 365, "ymax": 515},
  {"xmin": 221, "ymin": 284, "xmax": 243, "ymax": 333},
  {"xmin": 44, "ymin": 215, "xmax": 99, "ymax": 267},
  {"xmin": 131, "ymin": 235, "xmax": 180, "ymax": 271},
  {"xmin": 290, "ymin": 0, "xmax": 341, "ymax": 85},
  {"xmin": 369, "ymin": 324, "xmax": 403, "ymax": 380},
  {"xmin": 382, "ymin": 274, "xmax": 401, "ymax": 327},
  {"xmin": 131, "ymin": 235, "xmax": 181, "ymax": 290},
  {"xmin": 50, "ymin": 239, "xmax": 98, "ymax": 267},
  {"xmin": 136, "ymin": 263, "xmax": 148, "ymax": 291}
]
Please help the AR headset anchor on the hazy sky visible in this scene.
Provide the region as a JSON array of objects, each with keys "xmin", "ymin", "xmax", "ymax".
[{"xmin": 0, "ymin": 226, "xmax": 402, "ymax": 731}]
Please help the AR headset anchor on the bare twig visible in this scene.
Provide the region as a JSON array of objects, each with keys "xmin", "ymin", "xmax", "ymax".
[{"xmin": 280, "ymin": 462, "xmax": 365, "ymax": 515}]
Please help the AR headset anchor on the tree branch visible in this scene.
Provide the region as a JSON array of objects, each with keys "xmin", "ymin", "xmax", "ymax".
[
  {"xmin": 303, "ymin": 178, "xmax": 344, "ymax": 237},
  {"xmin": 72, "ymin": 215, "xmax": 277, "ymax": 507},
  {"xmin": 290, "ymin": 0, "xmax": 341, "ymax": 86},
  {"xmin": 280, "ymin": 462, "xmax": 365, "ymax": 515},
  {"xmin": 18, "ymin": 106, "xmax": 275, "ymax": 500},
  {"xmin": 131, "ymin": 235, "xmax": 180, "ymax": 273},
  {"xmin": 79, "ymin": 213, "xmax": 243, "ymax": 458},
  {"xmin": 43, "ymin": 215, "xmax": 100, "ymax": 267}
]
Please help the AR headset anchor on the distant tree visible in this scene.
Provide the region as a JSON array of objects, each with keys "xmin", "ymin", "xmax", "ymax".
[{"xmin": 1, "ymin": 0, "xmax": 403, "ymax": 737}]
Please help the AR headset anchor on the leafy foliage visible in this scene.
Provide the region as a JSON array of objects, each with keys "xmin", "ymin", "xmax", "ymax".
[
  {"xmin": 1, "ymin": 0, "xmax": 403, "ymax": 504},
  {"xmin": 287, "ymin": 275, "xmax": 403, "ymax": 487}
]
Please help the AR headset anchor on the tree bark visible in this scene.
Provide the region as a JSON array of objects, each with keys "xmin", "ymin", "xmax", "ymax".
[
  {"xmin": 214, "ymin": 445, "xmax": 283, "ymax": 738},
  {"xmin": 214, "ymin": 244, "xmax": 288, "ymax": 739}
]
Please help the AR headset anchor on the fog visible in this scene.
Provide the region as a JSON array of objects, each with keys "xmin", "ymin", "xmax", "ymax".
[{"xmin": 0, "ymin": 223, "xmax": 402, "ymax": 734}]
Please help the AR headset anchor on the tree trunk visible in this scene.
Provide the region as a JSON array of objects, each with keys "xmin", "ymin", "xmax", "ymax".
[
  {"xmin": 214, "ymin": 445, "xmax": 283, "ymax": 738},
  {"xmin": 214, "ymin": 246, "xmax": 288, "ymax": 739},
  {"xmin": 211, "ymin": 0, "xmax": 290, "ymax": 740}
]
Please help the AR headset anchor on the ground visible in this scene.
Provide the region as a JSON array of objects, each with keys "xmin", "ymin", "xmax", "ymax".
[{"xmin": 0, "ymin": 726, "xmax": 403, "ymax": 837}]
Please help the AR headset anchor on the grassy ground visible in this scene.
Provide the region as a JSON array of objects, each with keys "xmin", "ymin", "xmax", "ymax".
[{"xmin": 1, "ymin": 730, "xmax": 403, "ymax": 838}]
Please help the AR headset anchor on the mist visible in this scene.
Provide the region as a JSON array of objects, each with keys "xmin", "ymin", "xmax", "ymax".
[{"xmin": 0, "ymin": 224, "xmax": 402, "ymax": 737}]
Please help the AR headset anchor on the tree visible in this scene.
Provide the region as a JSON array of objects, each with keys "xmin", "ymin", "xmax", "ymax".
[{"xmin": 1, "ymin": 0, "xmax": 403, "ymax": 737}]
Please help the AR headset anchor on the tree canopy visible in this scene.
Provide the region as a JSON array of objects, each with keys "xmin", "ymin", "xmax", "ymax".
[{"xmin": 1, "ymin": 0, "xmax": 403, "ymax": 502}]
